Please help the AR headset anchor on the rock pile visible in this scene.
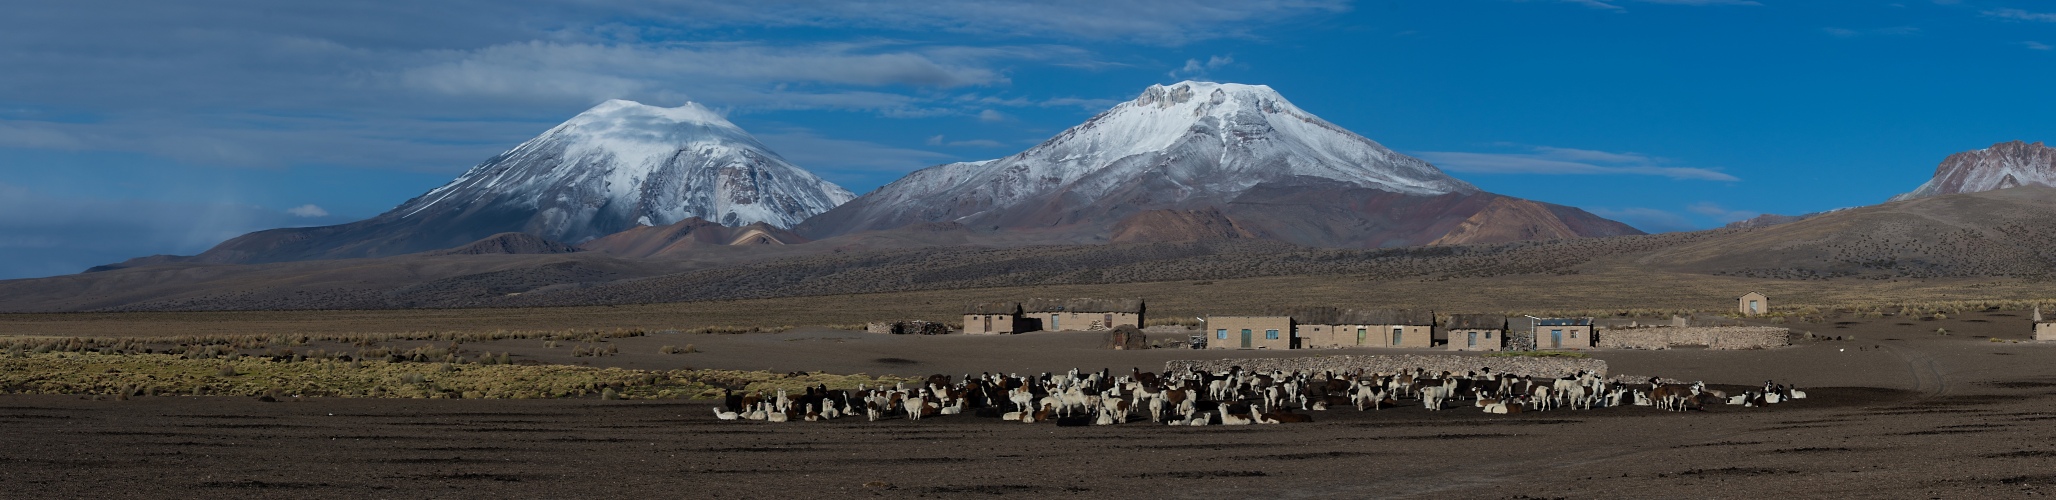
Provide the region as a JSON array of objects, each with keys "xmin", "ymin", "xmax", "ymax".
[
  {"xmin": 865, "ymin": 320, "xmax": 951, "ymax": 335},
  {"xmin": 1597, "ymin": 327, "xmax": 1790, "ymax": 350}
]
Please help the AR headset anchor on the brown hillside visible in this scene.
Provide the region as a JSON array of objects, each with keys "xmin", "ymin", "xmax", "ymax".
[
  {"xmin": 1429, "ymin": 197, "xmax": 1580, "ymax": 245},
  {"xmin": 1107, "ymin": 208, "xmax": 1257, "ymax": 243},
  {"xmin": 426, "ymin": 233, "xmax": 579, "ymax": 256},
  {"xmin": 578, "ymin": 218, "xmax": 807, "ymax": 259}
]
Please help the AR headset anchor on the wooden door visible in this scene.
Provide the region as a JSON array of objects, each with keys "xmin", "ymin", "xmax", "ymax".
[{"xmin": 983, "ymin": 315, "xmax": 992, "ymax": 332}]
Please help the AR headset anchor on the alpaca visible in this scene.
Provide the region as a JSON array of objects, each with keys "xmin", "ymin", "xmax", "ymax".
[{"xmin": 712, "ymin": 406, "xmax": 739, "ymax": 420}]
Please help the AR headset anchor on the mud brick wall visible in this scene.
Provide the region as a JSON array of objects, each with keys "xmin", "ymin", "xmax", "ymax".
[
  {"xmin": 1167, "ymin": 354, "xmax": 1608, "ymax": 378},
  {"xmin": 1597, "ymin": 327, "xmax": 1790, "ymax": 350}
]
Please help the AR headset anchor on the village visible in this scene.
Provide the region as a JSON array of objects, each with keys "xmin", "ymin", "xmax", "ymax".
[{"xmin": 862, "ymin": 291, "xmax": 1862, "ymax": 352}]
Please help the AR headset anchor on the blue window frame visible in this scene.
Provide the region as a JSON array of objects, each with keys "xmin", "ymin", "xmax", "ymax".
[
  {"xmin": 1216, "ymin": 329, "xmax": 1227, "ymax": 340},
  {"xmin": 1265, "ymin": 329, "xmax": 1279, "ymax": 340}
]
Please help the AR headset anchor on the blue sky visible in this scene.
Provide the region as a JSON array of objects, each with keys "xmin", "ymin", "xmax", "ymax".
[{"xmin": 2, "ymin": 0, "xmax": 2053, "ymax": 279}]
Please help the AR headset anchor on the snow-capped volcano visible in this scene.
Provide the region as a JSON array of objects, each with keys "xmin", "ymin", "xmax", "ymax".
[
  {"xmin": 798, "ymin": 81, "xmax": 1628, "ymax": 247},
  {"xmin": 802, "ymin": 82, "xmax": 1476, "ymax": 237},
  {"xmin": 187, "ymin": 99, "xmax": 852, "ymax": 263},
  {"xmin": 401, "ymin": 99, "xmax": 853, "ymax": 235},
  {"xmin": 1893, "ymin": 140, "xmax": 2056, "ymax": 201}
]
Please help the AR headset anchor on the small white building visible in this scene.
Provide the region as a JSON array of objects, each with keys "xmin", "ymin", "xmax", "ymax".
[{"xmin": 1739, "ymin": 292, "xmax": 1769, "ymax": 317}]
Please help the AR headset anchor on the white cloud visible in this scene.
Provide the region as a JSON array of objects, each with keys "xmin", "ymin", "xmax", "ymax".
[
  {"xmin": 286, "ymin": 204, "xmax": 330, "ymax": 217},
  {"xmin": 1825, "ymin": 26, "xmax": 1921, "ymax": 38},
  {"xmin": 752, "ymin": 128, "xmax": 953, "ymax": 174},
  {"xmin": 649, "ymin": 0, "xmax": 1350, "ymax": 46},
  {"xmin": 1685, "ymin": 202, "xmax": 1759, "ymax": 223},
  {"xmin": 0, "ymin": 183, "xmax": 353, "ymax": 279},
  {"xmin": 2023, "ymin": 41, "xmax": 2053, "ymax": 51},
  {"xmin": 922, "ymin": 135, "xmax": 1007, "ymax": 148},
  {"xmin": 1415, "ymin": 146, "xmax": 1741, "ymax": 181},
  {"xmin": 1038, "ymin": 97, "xmax": 1125, "ymax": 109},
  {"xmin": 1584, "ymin": 207, "xmax": 1699, "ymax": 233},
  {"xmin": 1986, "ymin": 8, "xmax": 2056, "ymax": 22},
  {"xmin": 1556, "ymin": 0, "xmax": 1759, "ymax": 10},
  {"xmin": 397, "ymin": 41, "xmax": 1010, "ymax": 104},
  {"xmin": 1168, "ymin": 55, "xmax": 1235, "ymax": 79},
  {"xmin": 977, "ymin": 109, "xmax": 1007, "ymax": 122}
]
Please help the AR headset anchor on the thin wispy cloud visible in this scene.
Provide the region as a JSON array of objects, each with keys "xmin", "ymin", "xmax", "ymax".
[
  {"xmin": 2023, "ymin": 41, "xmax": 2053, "ymax": 51},
  {"xmin": 1824, "ymin": 26, "xmax": 1921, "ymax": 38},
  {"xmin": 925, "ymin": 135, "xmax": 1006, "ymax": 148},
  {"xmin": 1584, "ymin": 207, "xmax": 1698, "ymax": 233},
  {"xmin": 1553, "ymin": 0, "xmax": 1759, "ymax": 11},
  {"xmin": 1985, "ymin": 8, "xmax": 2056, "ymax": 22},
  {"xmin": 1415, "ymin": 146, "xmax": 1740, "ymax": 182},
  {"xmin": 651, "ymin": 0, "xmax": 1351, "ymax": 46},
  {"xmin": 753, "ymin": 128, "xmax": 953, "ymax": 175},
  {"xmin": 1685, "ymin": 201, "xmax": 1759, "ymax": 223}
]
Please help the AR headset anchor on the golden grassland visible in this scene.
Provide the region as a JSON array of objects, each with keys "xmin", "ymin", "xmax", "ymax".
[
  {"xmin": 0, "ymin": 351, "xmax": 907, "ymax": 400},
  {"xmin": 0, "ymin": 269, "xmax": 2050, "ymax": 338}
]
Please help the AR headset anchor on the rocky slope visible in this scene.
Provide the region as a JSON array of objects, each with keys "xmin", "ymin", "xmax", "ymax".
[{"xmin": 1893, "ymin": 140, "xmax": 2056, "ymax": 201}]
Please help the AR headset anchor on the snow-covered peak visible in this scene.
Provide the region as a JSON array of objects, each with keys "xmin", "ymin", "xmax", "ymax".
[
  {"xmin": 1893, "ymin": 140, "xmax": 2056, "ymax": 201},
  {"xmin": 385, "ymin": 97, "xmax": 853, "ymax": 242},
  {"xmin": 571, "ymin": 99, "xmax": 739, "ymax": 130},
  {"xmin": 1002, "ymin": 80, "xmax": 1476, "ymax": 197},
  {"xmin": 800, "ymin": 81, "xmax": 1475, "ymax": 236}
]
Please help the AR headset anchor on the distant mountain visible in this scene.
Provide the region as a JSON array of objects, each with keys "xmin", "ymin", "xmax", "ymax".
[
  {"xmin": 577, "ymin": 218, "xmax": 806, "ymax": 259},
  {"xmin": 426, "ymin": 233, "xmax": 580, "ymax": 256},
  {"xmin": 185, "ymin": 99, "xmax": 853, "ymax": 264},
  {"xmin": 1646, "ymin": 186, "xmax": 2056, "ymax": 279},
  {"xmin": 797, "ymin": 81, "xmax": 1639, "ymax": 247},
  {"xmin": 1893, "ymin": 140, "xmax": 2056, "ymax": 201}
]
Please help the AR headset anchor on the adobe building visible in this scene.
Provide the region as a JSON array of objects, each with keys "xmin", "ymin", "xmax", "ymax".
[
  {"xmin": 2036, "ymin": 306, "xmax": 2056, "ymax": 341},
  {"xmin": 1445, "ymin": 314, "xmax": 1509, "ymax": 351},
  {"xmin": 1206, "ymin": 316, "xmax": 1294, "ymax": 349},
  {"xmin": 1285, "ymin": 307, "xmax": 1436, "ymax": 349},
  {"xmin": 1021, "ymin": 298, "xmax": 1145, "ymax": 332},
  {"xmin": 1739, "ymin": 292, "xmax": 1769, "ymax": 317},
  {"xmin": 963, "ymin": 302, "xmax": 1025, "ymax": 335},
  {"xmin": 1287, "ymin": 307, "xmax": 1380, "ymax": 349},
  {"xmin": 1511, "ymin": 316, "xmax": 1594, "ymax": 350}
]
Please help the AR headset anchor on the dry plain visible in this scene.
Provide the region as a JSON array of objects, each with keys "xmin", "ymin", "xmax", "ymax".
[{"xmin": 0, "ymin": 307, "xmax": 2053, "ymax": 498}]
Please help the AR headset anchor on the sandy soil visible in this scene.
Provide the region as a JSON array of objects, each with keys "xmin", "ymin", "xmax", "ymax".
[{"xmin": 3, "ymin": 310, "xmax": 2055, "ymax": 498}]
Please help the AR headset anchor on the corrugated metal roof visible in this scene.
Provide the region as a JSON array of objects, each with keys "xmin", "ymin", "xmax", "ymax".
[{"xmin": 1534, "ymin": 318, "xmax": 1593, "ymax": 326}]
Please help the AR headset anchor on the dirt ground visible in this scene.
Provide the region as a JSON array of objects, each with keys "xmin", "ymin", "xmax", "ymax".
[{"xmin": 4, "ymin": 310, "xmax": 2056, "ymax": 498}]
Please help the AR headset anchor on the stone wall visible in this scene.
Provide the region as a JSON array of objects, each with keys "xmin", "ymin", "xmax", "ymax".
[
  {"xmin": 1596, "ymin": 326, "xmax": 1789, "ymax": 350},
  {"xmin": 866, "ymin": 320, "xmax": 950, "ymax": 335},
  {"xmin": 1167, "ymin": 354, "xmax": 1608, "ymax": 378}
]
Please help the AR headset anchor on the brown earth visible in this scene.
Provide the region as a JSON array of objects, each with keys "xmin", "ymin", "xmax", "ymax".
[
  {"xmin": 577, "ymin": 218, "xmax": 807, "ymax": 258},
  {"xmin": 1, "ymin": 310, "xmax": 2053, "ymax": 498}
]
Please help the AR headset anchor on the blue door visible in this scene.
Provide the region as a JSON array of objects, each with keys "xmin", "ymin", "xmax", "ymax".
[
  {"xmin": 1550, "ymin": 329, "xmax": 1562, "ymax": 349},
  {"xmin": 1240, "ymin": 329, "xmax": 1252, "ymax": 348},
  {"xmin": 1467, "ymin": 331, "xmax": 1477, "ymax": 348}
]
